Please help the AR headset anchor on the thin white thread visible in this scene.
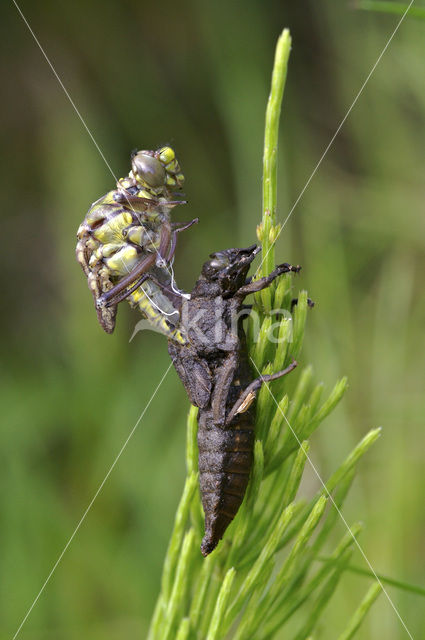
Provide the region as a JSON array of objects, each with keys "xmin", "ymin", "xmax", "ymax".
[
  {"xmin": 12, "ymin": 0, "xmax": 414, "ymax": 636},
  {"xmin": 11, "ymin": 0, "xmax": 116, "ymax": 182},
  {"xmin": 10, "ymin": 4, "xmax": 177, "ymax": 618},
  {"xmin": 139, "ymin": 283, "xmax": 180, "ymax": 318},
  {"xmin": 114, "ymin": 245, "xmax": 187, "ymax": 325},
  {"xmin": 250, "ymin": 356, "xmax": 414, "ymax": 639},
  {"xmin": 256, "ymin": 0, "xmax": 414, "ymax": 277},
  {"xmin": 116, "ymin": 250, "xmax": 181, "ymax": 319},
  {"xmin": 11, "ymin": 363, "xmax": 173, "ymax": 640},
  {"xmin": 252, "ymin": 7, "xmax": 415, "ymax": 633},
  {"xmin": 169, "ymin": 261, "xmax": 191, "ymax": 299},
  {"xmin": 11, "ymin": 0, "xmax": 177, "ymax": 285}
]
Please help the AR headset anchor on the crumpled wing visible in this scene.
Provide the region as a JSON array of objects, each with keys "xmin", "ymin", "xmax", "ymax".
[
  {"xmin": 88, "ymin": 270, "xmax": 117, "ymax": 334},
  {"xmin": 76, "ymin": 234, "xmax": 117, "ymax": 334}
]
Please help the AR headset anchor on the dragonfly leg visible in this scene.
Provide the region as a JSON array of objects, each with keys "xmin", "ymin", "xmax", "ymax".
[
  {"xmin": 225, "ymin": 360, "xmax": 297, "ymax": 425},
  {"xmin": 97, "ymin": 252, "xmax": 156, "ymax": 308},
  {"xmin": 102, "ymin": 274, "xmax": 151, "ymax": 307},
  {"xmin": 101, "ymin": 268, "xmax": 187, "ymax": 309},
  {"xmin": 165, "ymin": 218, "xmax": 199, "ymax": 263},
  {"xmin": 97, "ymin": 224, "xmax": 172, "ymax": 307},
  {"xmin": 171, "ymin": 217, "xmax": 199, "ymax": 233}
]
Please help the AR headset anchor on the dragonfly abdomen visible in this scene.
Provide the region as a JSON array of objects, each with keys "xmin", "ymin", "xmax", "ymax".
[{"xmin": 129, "ymin": 281, "xmax": 186, "ymax": 344}]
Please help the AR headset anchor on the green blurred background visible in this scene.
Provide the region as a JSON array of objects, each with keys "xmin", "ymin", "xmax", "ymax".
[{"xmin": 1, "ymin": 1, "xmax": 424, "ymax": 638}]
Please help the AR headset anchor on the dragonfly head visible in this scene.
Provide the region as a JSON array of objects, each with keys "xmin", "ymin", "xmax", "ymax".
[{"xmin": 131, "ymin": 146, "xmax": 185, "ymax": 195}]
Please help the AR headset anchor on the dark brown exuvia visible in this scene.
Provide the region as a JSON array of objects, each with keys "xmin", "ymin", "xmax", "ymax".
[{"xmin": 169, "ymin": 245, "xmax": 299, "ymax": 556}]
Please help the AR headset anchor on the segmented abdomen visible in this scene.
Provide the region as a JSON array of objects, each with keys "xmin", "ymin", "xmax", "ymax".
[
  {"xmin": 197, "ymin": 421, "xmax": 254, "ymax": 556},
  {"xmin": 129, "ymin": 281, "xmax": 186, "ymax": 344}
]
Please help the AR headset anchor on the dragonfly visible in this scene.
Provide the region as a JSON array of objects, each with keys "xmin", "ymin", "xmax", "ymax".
[{"xmin": 76, "ymin": 146, "xmax": 196, "ymax": 341}]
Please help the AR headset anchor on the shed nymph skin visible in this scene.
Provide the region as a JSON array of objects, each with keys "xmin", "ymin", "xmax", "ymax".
[{"xmin": 168, "ymin": 245, "xmax": 299, "ymax": 555}]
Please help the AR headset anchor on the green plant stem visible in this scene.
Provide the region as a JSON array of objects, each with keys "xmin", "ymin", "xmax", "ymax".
[
  {"xmin": 323, "ymin": 428, "xmax": 381, "ymax": 495},
  {"xmin": 224, "ymin": 503, "xmax": 295, "ymax": 628},
  {"xmin": 262, "ymin": 524, "xmax": 364, "ymax": 638},
  {"xmin": 188, "ymin": 555, "xmax": 214, "ymax": 630},
  {"xmin": 262, "ymin": 28, "xmax": 291, "ymax": 229},
  {"xmin": 176, "ymin": 618, "xmax": 190, "ymax": 640},
  {"xmin": 206, "ymin": 568, "xmax": 236, "ymax": 640},
  {"xmin": 318, "ymin": 558, "xmax": 425, "ymax": 597},
  {"xmin": 293, "ymin": 550, "xmax": 353, "ymax": 640},
  {"xmin": 356, "ymin": 1, "xmax": 425, "ymax": 19},
  {"xmin": 161, "ymin": 473, "xmax": 198, "ymax": 601},
  {"xmin": 336, "ymin": 582, "xmax": 383, "ymax": 640},
  {"xmin": 162, "ymin": 529, "xmax": 196, "ymax": 640},
  {"xmin": 146, "ymin": 28, "xmax": 394, "ymax": 640},
  {"xmin": 259, "ymin": 28, "xmax": 291, "ymax": 309}
]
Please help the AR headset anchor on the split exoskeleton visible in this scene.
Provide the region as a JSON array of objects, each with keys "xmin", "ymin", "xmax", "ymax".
[{"xmin": 167, "ymin": 245, "xmax": 300, "ymax": 554}]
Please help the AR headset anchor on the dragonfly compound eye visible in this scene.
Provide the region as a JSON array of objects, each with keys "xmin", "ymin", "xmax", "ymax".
[
  {"xmin": 158, "ymin": 146, "xmax": 175, "ymax": 165},
  {"xmin": 132, "ymin": 152, "xmax": 166, "ymax": 189}
]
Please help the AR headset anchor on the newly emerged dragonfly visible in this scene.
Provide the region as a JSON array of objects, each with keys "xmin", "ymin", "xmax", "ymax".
[{"xmin": 76, "ymin": 146, "xmax": 195, "ymax": 341}]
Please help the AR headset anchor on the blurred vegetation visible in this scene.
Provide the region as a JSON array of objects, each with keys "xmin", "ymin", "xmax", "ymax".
[{"xmin": 1, "ymin": 1, "xmax": 424, "ymax": 639}]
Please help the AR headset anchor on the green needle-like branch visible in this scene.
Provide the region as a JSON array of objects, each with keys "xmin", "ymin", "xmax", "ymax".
[
  {"xmin": 318, "ymin": 559, "xmax": 425, "ymax": 597},
  {"xmin": 258, "ymin": 28, "xmax": 291, "ymax": 310},
  {"xmin": 336, "ymin": 582, "xmax": 383, "ymax": 640},
  {"xmin": 146, "ymin": 28, "xmax": 414, "ymax": 640},
  {"xmin": 356, "ymin": 1, "xmax": 425, "ymax": 20}
]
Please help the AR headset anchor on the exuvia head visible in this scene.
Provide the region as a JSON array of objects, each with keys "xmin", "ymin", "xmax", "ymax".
[
  {"xmin": 201, "ymin": 245, "xmax": 260, "ymax": 290},
  {"xmin": 130, "ymin": 146, "xmax": 185, "ymax": 195}
]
